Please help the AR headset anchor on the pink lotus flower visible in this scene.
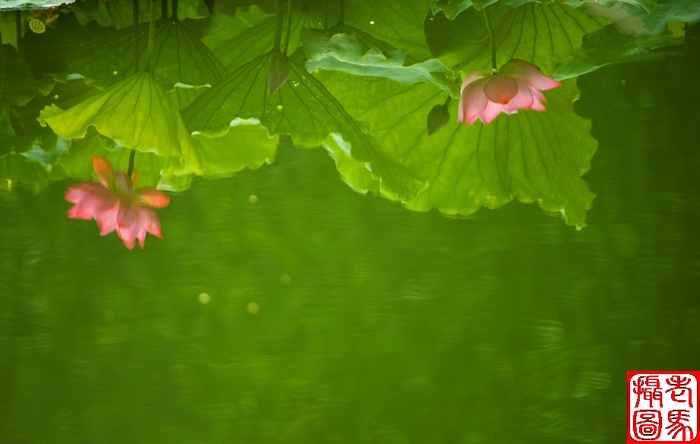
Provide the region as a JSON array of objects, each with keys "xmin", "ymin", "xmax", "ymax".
[
  {"xmin": 458, "ymin": 59, "xmax": 562, "ymax": 126},
  {"xmin": 65, "ymin": 155, "xmax": 170, "ymax": 249}
]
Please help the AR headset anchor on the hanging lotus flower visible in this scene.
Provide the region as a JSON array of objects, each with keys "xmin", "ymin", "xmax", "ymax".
[
  {"xmin": 458, "ymin": 59, "xmax": 562, "ymax": 126},
  {"xmin": 65, "ymin": 155, "xmax": 170, "ymax": 250}
]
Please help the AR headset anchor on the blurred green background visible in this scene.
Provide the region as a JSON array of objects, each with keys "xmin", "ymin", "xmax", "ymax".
[{"xmin": 1, "ymin": 21, "xmax": 699, "ymax": 444}]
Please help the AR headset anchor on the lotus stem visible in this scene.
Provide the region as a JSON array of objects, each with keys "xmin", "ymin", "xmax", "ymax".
[
  {"xmin": 323, "ymin": 0, "xmax": 327, "ymax": 30},
  {"xmin": 133, "ymin": 0, "xmax": 139, "ymax": 73},
  {"xmin": 483, "ymin": 8, "xmax": 497, "ymax": 74},
  {"xmin": 162, "ymin": 0, "xmax": 167, "ymax": 19},
  {"xmin": 171, "ymin": 0, "xmax": 178, "ymax": 21},
  {"xmin": 273, "ymin": 0, "xmax": 283, "ymax": 52},
  {"xmin": 144, "ymin": 0, "xmax": 157, "ymax": 72},
  {"xmin": 127, "ymin": 149, "xmax": 136, "ymax": 178},
  {"xmin": 338, "ymin": 0, "xmax": 344, "ymax": 25},
  {"xmin": 283, "ymin": 0, "xmax": 292, "ymax": 54},
  {"xmin": 0, "ymin": 30, "xmax": 4, "ymax": 104},
  {"xmin": 15, "ymin": 11, "xmax": 21, "ymax": 48}
]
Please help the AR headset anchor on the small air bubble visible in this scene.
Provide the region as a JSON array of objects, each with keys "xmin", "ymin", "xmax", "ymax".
[
  {"xmin": 247, "ymin": 302, "xmax": 259, "ymax": 314},
  {"xmin": 198, "ymin": 293, "xmax": 211, "ymax": 304},
  {"xmin": 113, "ymin": 71, "xmax": 118, "ymax": 75},
  {"xmin": 249, "ymin": 195, "xmax": 258, "ymax": 203},
  {"xmin": 277, "ymin": 105, "xmax": 283, "ymax": 111},
  {"xmin": 53, "ymin": 94, "xmax": 59, "ymax": 100},
  {"xmin": 369, "ymin": 20, "xmax": 375, "ymax": 25}
]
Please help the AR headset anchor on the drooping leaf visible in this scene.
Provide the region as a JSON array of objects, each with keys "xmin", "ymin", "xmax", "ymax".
[
  {"xmin": 23, "ymin": 16, "xmax": 227, "ymax": 90},
  {"xmin": 40, "ymin": 71, "xmax": 194, "ymax": 161},
  {"xmin": 187, "ymin": 120, "xmax": 278, "ymax": 176},
  {"xmin": 314, "ymin": 69, "xmax": 597, "ymax": 228},
  {"xmin": 425, "ymin": 3, "xmax": 608, "ymax": 74},
  {"xmin": 582, "ymin": 0, "xmax": 700, "ymax": 36},
  {"xmin": 302, "ymin": 29, "xmax": 452, "ymax": 91},
  {"xmin": 553, "ymin": 25, "xmax": 684, "ymax": 80},
  {"xmin": 182, "ymin": 52, "xmax": 424, "ymax": 199}
]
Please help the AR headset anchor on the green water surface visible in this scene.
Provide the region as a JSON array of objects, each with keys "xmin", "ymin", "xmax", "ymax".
[{"xmin": 1, "ymin": 23, "xmax": 699, "ymax": 444}]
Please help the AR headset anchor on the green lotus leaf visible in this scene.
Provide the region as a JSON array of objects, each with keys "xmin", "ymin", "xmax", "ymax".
[
  {"xmin": 431, "ymin": 0, "xmax": 658, "ymax": 17},
  {"xmin": 0, "ymin": 151, "xmax": 50, "ymax": 192},
  {"xmin": 344, "ymin": 0, "xmax": 435, "ymax": 61},
  {"xmin": 67, "ymin": 0, "xmax": 205, "ymax": 29},
  {"xmin": 207, "ymin": 7, "xmax": 322, "ymax": 71},
  {"xmin": 189, "ymin": 5, "xmax": 272, "ymax": 53},
  {"xmin": 182, "ymin": 52, "xmax": 424, "ymax": 199},
  {"xmin": 23, "ymin": 16, "xmax": 227, "ymax": 90},
  {"xmin": 426, "ymin": 2, "xmax": 608, "ymax": 75},
  {"xmin": 0, "ymin": 0, "xmax": 75, "ymax": 10},
  {"xmin": 185, "ymin": 120, "xmax": 278, "ymax": 177},
  {"xmin": 314, "ymin": 70, "xmax": 597, "ymax": 228},
  {"xmin": 553, "ymin": 25, "xmax": 683, "ymax": 80},
  {"xmin": 40, "ymin": 71, "xmax": 194, "ymax": 161},
  {"xmin": 322, "ymin": 133, "xmax": 380, "ymax": 195},
  {"xmin": 582, "ymin": 0, "xmax": 700, "ymax": 36},
  {"xmin": 302, "ymin": 29, "xmax": 452, "ymax": 91},
  {"xmin": 0, "ymin": 44, "xmax": 54, "ymax": 108}
]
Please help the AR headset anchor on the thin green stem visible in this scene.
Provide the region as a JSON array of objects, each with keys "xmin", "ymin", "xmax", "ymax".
[
  {"xmin": 161, "ymin": 0, "xmax": 167, "ymax": 19},
  {"xmin": 338, "ymin": 0, "xmax": 344, "ymax": 24},
  {"xmin": 171, "ymin": 0, "xmax": 178, "ymax": 20},
  {"xmin": 283, "ymin": 0, "xmax": 292, "ymax": 54},
  {"xmin": 483, "ymin": 8, "xmax": 497, "ymax": 73},
  {"xmin": 0, "ymin": 29, "xmax": 4, "ymax": 105},
  {"xmin": 15, "ymin": 11, "xmax": 21, "ymax": 48},
  {"xmin": 133, "ymin": 0, "xmax": 140, "ymax": 73},
  {"xmin": 323, "ymin": 0, "xmax": 327, "ymax": 30},
  {"xmin": 273, "ymin": 0, "xmax": 283, "ymax": 52},
  {"xmin": 144, "ymin": 0, "xmax": 157, "ymax": 72},
  {"xmin": 127, "ymin": 149, "xmax": 136, "ymax": 178}
]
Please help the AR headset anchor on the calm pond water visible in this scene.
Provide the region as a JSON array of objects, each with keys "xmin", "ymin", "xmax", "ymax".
[{"xmin": 1, "ymin": 20, "xmax": 699, "ymax": 444}]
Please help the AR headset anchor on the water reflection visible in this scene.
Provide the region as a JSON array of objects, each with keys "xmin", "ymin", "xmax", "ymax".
[{"xmin": 1, "ymin": 19, "xmax": 700, "ymax": 444}]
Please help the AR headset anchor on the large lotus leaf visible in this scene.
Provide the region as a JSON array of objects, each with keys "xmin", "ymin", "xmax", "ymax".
[
  {"xmin": 187, "ymin": 121, "xmax": 278, "ymax": 176},
  {"xmin": 322, "ymin": 133, "xmax": 380, "ymax": 195},
  {"xmin": 54, "ymin": 133, "xmax": 168, "ymax": 188},
  {"xmin": 582, "ymin": 0, "xmax": 700, "ymax": 36},
  {"xmin": 40, "ymin": 71, "xmax": 195, "ymax": 162},
  {"xmin": 302, "ymin": 29, "xmax": 452, "ymax": 92},
  {"xmin": 431, "ymin": 0, "xmax": 658, "ymax": 16},
  {"xmin": 23, "ymin": 17, "xmax": 227, "ymax": 90},
  {"xmin": 344, "ymin": 0, "xmax": 435, "ymax": 61},
  {"xmin": 208, "ymin": 7, "xmax": 322, "ymax": 71},
  {"xmin": 68, "ymin": 0, "xmax": 205, "ymax": 29},
  {"xmin": 0, "ymin": 44, "xmax": 54, "ymax": 107},
  {"xmin": 553, "ymin": 25, "xmax": 683, "ymax": 80},
  {"xmin": 0, "ymin": 151, "xmax": 50, "ymax": 192},
  {"xmin": 0, "ymin": 0, "xmax": 75, "ymax": 10},
  {"xmin": 182, "ymin": 52, "xmax": 424, "ymax": 199},
  {"xmin": 188, "ymin": 5, "xmax": 272, "ymax": 51},
  {"xmin": 314, "ymin": 70, "xmax": 597, "ymax": 228},
  {"xmin": 425, "ymin": 2, "xmax": 608, "ymax": 74}
]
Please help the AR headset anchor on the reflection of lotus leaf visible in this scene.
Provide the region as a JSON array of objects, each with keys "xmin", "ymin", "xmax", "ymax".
[{"xmin": 41, "ymin": 72, "xmax": 194, "ymax": 161}]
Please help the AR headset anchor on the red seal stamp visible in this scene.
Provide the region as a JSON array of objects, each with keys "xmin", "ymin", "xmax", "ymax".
[{"xmin": 628, "ymin": 371, "xmax": 700, "ymax": 443}]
